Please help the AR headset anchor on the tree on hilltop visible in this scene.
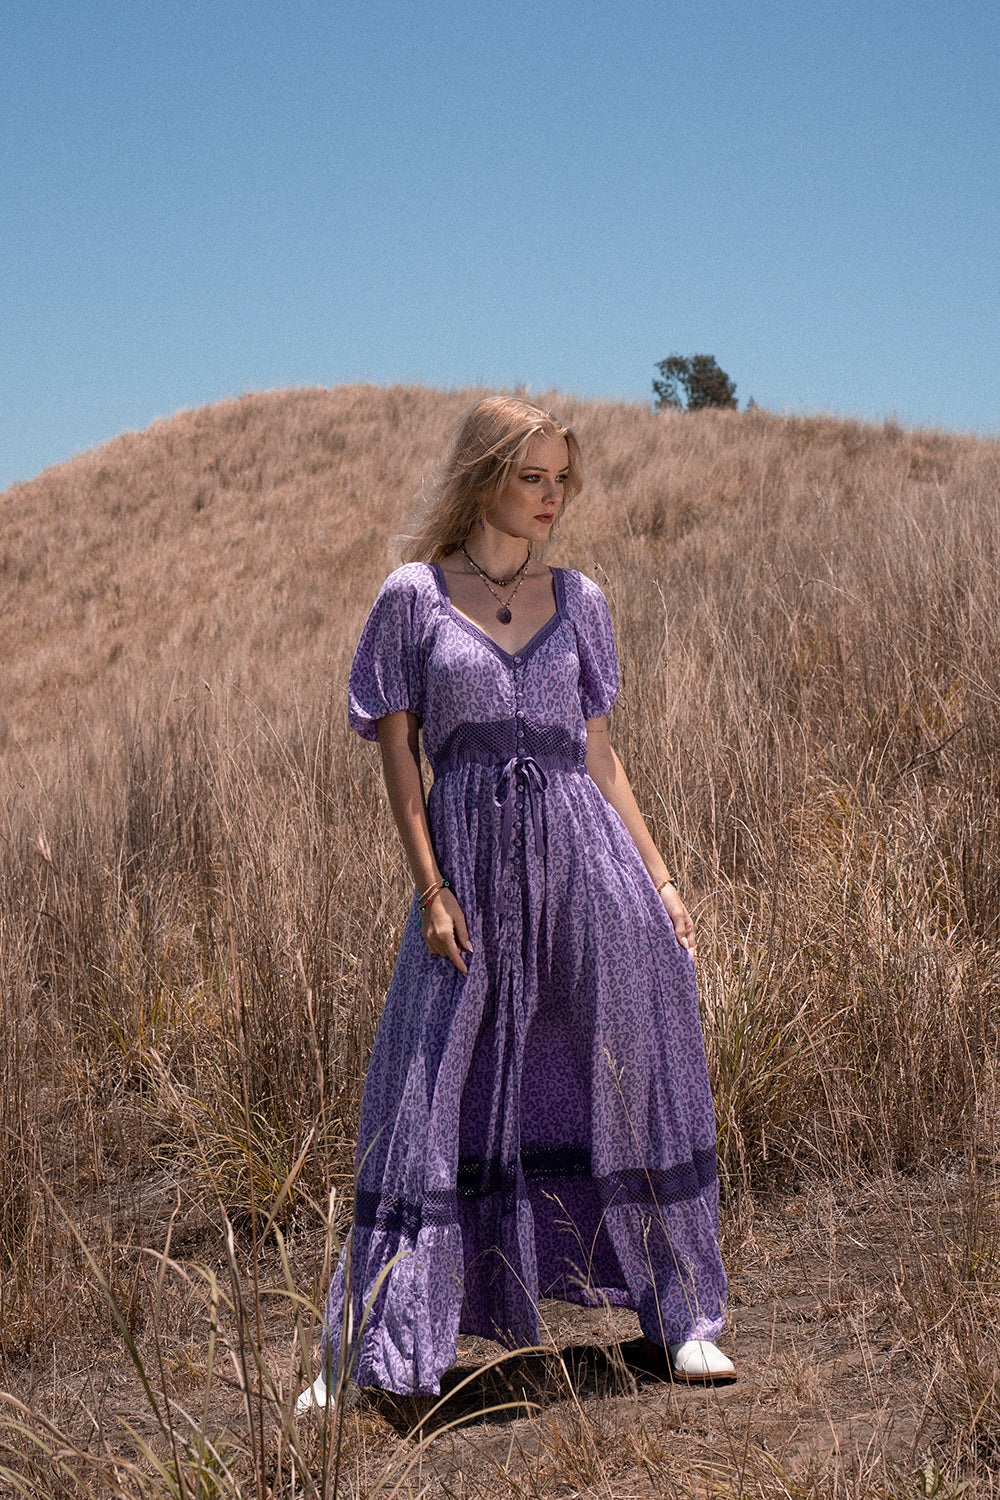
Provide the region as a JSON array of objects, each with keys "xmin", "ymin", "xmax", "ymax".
[{"xmin": 653, "ymin": 354, "xmax": 737, "ymax": 411}]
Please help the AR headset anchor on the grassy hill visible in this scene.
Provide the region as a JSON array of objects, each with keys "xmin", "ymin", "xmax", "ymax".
[{"xmin": 2, "ymin": 386, "xmax": 1000, "ymax": 1495}]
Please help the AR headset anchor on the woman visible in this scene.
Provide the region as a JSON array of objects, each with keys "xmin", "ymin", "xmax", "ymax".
[{"xmin": 298, "ymin": 397, "xmax": 732, "ymax": 1409}]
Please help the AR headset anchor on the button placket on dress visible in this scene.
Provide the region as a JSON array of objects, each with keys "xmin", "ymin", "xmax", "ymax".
[{"xmin": 511, "ymin": 659, "xmax": 525, "ymax": 859}]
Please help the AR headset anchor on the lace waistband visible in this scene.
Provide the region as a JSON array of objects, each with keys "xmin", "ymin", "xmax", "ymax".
[{"xmin": 432, "ymin": 719, "xmax": 585, "ymax": 779}]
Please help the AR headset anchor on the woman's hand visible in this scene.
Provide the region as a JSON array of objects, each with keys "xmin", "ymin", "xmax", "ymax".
[
  {"xmin": 421, "ymin": 887, "xmax": 474, "ymax": 974},
  {"xmin": 658, "ymin": 883, "xmax": 696, "ymax": 956}
]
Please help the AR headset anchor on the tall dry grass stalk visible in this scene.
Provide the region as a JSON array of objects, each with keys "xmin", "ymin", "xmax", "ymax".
[{"xmin": 2, "ymin": 386, "xmax": 1000, "ymax": 1493}]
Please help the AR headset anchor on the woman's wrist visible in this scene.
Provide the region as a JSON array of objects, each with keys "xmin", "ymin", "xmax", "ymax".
[
  {"xmin": 409, "ymin": 860, "xmax": 444, "ymax": 893},
  {"xmin": 417, "ymin": 877, "xmax": 450, "ymax": 915}
]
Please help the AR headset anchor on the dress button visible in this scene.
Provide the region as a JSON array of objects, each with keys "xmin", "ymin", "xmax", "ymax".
[{"xmin": 513, "ymin": 657, "xmax": 522, "ymax": 665}]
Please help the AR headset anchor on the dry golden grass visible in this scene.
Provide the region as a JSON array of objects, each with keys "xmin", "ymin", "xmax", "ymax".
[{"xmin": 1, "ymin": 384, "xmax": 999, "ymax": 1496}]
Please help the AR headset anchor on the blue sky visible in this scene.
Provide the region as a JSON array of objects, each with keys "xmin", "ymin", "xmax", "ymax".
[{"xmin": 2, "ymin": 0, "xmax": 998, "ymax": 489}]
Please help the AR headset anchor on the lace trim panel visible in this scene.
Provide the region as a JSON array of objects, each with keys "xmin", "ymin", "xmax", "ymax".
[{"xmin": 354, "ymin": 1146, "xmax": 718, "ymax": 1236}]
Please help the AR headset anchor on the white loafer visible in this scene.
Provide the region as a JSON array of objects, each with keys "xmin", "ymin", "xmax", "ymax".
[
  {"xmin": 667, "ymin": 1339, "xmax": 736, "ymax": 1382},
  {"xmin": 294, "ymin": 1374, "xmax": 333, "ymax": 1416}
]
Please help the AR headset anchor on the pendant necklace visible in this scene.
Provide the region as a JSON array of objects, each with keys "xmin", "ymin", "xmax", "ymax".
[{"xmin": 461, "ymin": 542, "xmax": 532, "ymax": 624}]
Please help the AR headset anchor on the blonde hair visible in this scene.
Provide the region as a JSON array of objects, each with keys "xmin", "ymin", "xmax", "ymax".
[{"xmin": 401, "ymin": 396, "xmax": 583, "ymax": 563}]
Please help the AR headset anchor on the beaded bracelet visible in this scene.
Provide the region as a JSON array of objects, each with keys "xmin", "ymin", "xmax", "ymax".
[
  {"xmin": 417, "ymin": 878, "xmax": 451, "ymax": 914},
  {"xmin": 655, "ymin": 876, "xmax": 679, "ymax": 895}
]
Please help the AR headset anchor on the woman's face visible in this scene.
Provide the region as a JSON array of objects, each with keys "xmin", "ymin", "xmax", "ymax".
[{"xmin": 484, "ymin": 433, "xmax": 569, "ymax": 545}]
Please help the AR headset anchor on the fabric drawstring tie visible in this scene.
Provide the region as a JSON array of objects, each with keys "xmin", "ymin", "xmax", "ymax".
[{"xmin": 495, "ymin": 756, "xmax": 549, "ymax": 872}]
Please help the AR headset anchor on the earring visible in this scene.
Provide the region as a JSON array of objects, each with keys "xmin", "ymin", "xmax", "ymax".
[{"xmin": 477, "ymin": 515, "xmax": 485, "ymax": 531}]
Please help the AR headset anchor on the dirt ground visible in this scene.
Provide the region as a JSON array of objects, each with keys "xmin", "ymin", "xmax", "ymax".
[{"xmin": 5, "ymin": 1175, "xmax": 961, "ymax": 1497}]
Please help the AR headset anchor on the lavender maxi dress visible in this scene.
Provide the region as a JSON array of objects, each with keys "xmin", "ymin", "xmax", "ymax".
[{"xmin": 325, "ymin": 562, "xmax": 726, "ymax": 1395}]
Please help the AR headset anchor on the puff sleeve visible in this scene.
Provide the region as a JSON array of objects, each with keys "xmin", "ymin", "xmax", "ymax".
[
  {"xmin": 348, "ymin": 569, "xmax": 427, "ymax": 740},
  {"xmin": 574, "ymin": 573, "xmax": 620, "ymax": 720}
]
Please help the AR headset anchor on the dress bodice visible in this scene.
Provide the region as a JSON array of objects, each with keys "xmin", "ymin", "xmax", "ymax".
[{"xmin": 348, "ymin": 562, "xmax": 619, "ymax": 775}]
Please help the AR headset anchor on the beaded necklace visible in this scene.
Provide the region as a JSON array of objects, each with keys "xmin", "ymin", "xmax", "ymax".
[{"xmin": 460, "ymin": 542, "xmax": 532, "ymax": 624}]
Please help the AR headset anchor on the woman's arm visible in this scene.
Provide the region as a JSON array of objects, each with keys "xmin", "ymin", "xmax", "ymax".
[
  {"xmin": 376, "ymin": 710, "xmax": 473, "ymax": 973},
  {"xmin": 584, "ymin": 717, "xmax": 696, "ymax": 954}
]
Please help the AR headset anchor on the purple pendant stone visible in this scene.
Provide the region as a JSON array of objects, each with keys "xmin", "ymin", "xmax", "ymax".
[{"xmin": 496, "ymin": 606, "xmax": 512, "ymax": 624}]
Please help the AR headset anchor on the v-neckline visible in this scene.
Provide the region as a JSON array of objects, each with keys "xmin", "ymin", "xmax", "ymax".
[{"xmin": 430, "ymin": 563, "xmax": 564, "ymax": 666}]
